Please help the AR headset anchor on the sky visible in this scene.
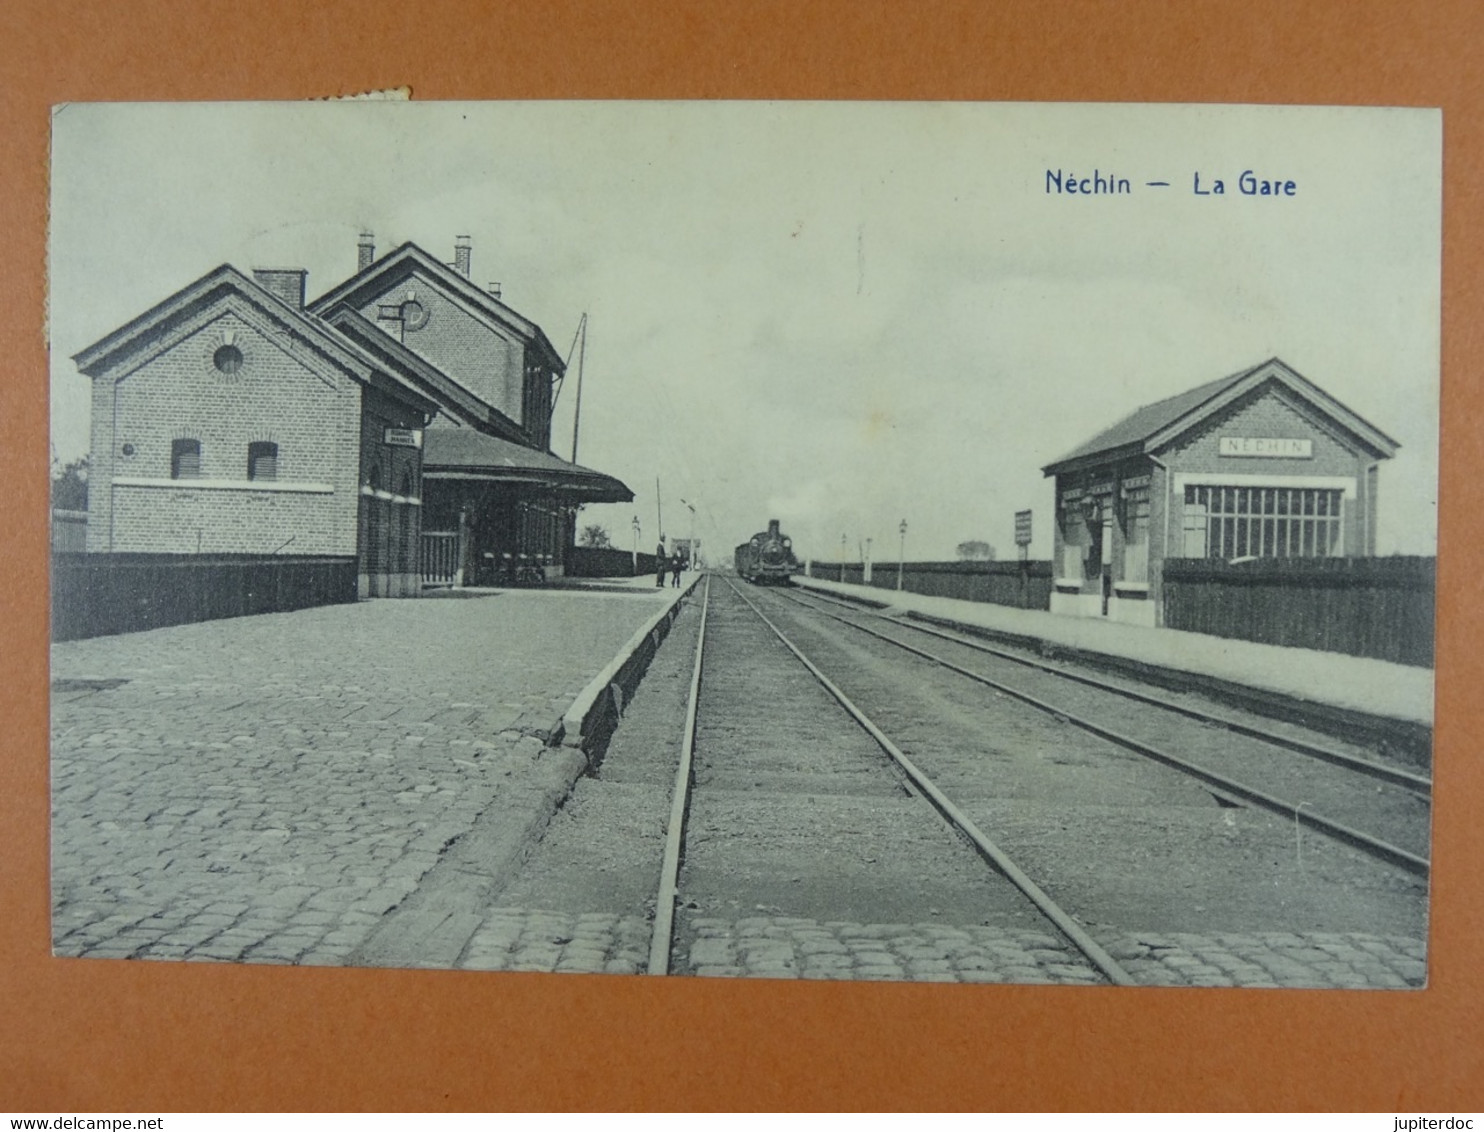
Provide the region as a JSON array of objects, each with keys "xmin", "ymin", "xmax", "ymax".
[{"xmin": 49, "ymin": 101, "xmax": 1441, "ymax": 562}]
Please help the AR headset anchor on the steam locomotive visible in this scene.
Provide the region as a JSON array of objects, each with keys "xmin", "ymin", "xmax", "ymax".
[{"xmin": 734, "ymin": 519, "xmax": 799, "ymax": 584}]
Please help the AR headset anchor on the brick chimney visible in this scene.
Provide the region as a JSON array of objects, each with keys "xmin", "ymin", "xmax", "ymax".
[
  {"xmin": 357, "ymin": 231, "xmax": 375, "ymax": 272},
  {"xmin": 252, "ymin": 268, "xmax": 307, "ymax": 309},
  {"xmin": 453, "ymin": 235, "xmax": 472, "ymax": 277}
]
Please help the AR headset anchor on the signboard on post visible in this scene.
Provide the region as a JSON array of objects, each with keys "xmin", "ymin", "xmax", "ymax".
[{"xmin": 1014, "ymin": 509, "xmax": 1033, "ymax": 559}]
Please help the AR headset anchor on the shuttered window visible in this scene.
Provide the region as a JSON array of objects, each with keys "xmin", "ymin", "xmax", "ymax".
[
  {"xmin": 247, "ymin": 441, "xmax": 278, "ymax": 481},
  {"xmin": 170, "ymin": 439, "xmax": 201, "ymax": 479}
]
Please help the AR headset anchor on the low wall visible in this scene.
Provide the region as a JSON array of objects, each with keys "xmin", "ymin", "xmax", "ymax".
[
  {"xmin": 1161, "ymin": 556, "xmax": 1436, "ymax": 668},
  {"xmin": 567, "ymin": 545, "xmax": 663, "ymax": 578},
  {"xmin": 826, "ymin": 559, "xmax": 1054, "ymax": 610},
  {"xmin": 52, "ymin": 553, "xmax": 359, "ymax": 641}
]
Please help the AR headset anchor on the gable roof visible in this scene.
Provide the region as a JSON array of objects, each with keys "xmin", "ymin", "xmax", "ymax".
[
  {"xmin": 1041, "ymin": 357, "xmax": 1400, "ymax": 476},
  {"xmin": 72, "ymin": 264, "xmax": 440, "ymax": 417},
  {"xmin": 307, "ymin": 241, "xmax": 567, "ymax": 372},
  {"xmin": 422, "ymin": 428, "xmax": 634, "ymax": 503},
  {"xmin": 320, "ymin": 304, "xmax": 529, "ymax": 444}
]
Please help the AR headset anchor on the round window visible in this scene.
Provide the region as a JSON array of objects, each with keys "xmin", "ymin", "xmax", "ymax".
[
  {"xmin": 213, "ymin": 344, "xmax": 244, "ymax": 374},
  {"xmin": 401, "ymin": 299, "xmax": 430, "ymax": 332}
]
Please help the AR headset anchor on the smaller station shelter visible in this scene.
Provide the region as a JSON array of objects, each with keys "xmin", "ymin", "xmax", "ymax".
[{"xmin": 1041, "ymin": 357, "xmax": 1399, "ymax": 627}]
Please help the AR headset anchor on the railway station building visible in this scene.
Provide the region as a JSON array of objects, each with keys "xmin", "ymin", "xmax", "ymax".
[
  {"xmin": 1040, "ymin": 357, "xmax": 1399, "ymax": 627},
  {"xmin": 73, "ymin": 234, "xmax": 632, "ymax": 595}
]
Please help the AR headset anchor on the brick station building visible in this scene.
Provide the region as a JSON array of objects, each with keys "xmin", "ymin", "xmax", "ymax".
[
  {"xmin": 1041, "ymin": 357, "xmax": 1399, "ymax": 627},
  {"xmin": 73, "ymin": 235, "xmax": 632, "ymax": 596}
]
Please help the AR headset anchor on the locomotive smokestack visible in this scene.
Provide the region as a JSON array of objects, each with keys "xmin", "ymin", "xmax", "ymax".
[{"xmin": 767, "ymin": 519, "xmax": 780, "ymax": 536}]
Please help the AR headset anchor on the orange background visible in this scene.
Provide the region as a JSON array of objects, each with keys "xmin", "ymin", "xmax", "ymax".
[{"xmin": 2, "ymin": 0, "xmax": 1479, "ymax": 1111}]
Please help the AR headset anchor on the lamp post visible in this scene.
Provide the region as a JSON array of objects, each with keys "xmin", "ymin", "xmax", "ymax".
[
  {"xmin": 841, "ymin": 534, "xmax": 848, "ymax": 582},
  {"xmin": 864, "ymin": 537, "xmax": 873, "ymax": 585},
  {"xmin": 897, "ymin": 519, "xmax": 908, "ymax": 591},
  {"xmin": 631, "ymin": 515, "xmax": 641, "ymax": 577},
  {"xmin": 680, "ymin": 498, "xmax": 696, "ymax": 571}
]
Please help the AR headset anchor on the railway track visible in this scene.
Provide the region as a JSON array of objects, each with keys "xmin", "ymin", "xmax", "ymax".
[
  {"xmin": 649, "ymin": 574, "xmax": 1132, "ymax": 982},
  {"xmin": 771, "ymin": 584, "xmax": 1431, "ymax": 879},
  {"xmin": 453, "ymin": 574, "xmax": 1427, "ymax": 987},
  {"xmin": 794, "ymin": 586, "xmax": 1431, "ymax": 793}
]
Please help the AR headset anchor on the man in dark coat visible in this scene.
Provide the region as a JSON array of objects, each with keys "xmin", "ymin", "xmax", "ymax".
[
  {"xmin": 671, "ymin": 551, "xmax": 683, "ymax": 587},
  {"xmin": 655, "ymin": 538, "xmax": 667, "ymax": 587}
]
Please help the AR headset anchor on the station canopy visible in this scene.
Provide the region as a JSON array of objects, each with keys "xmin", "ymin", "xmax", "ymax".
[{"xmin": 421, "ymin": 429, "xmax": 634, "ymax": 503}]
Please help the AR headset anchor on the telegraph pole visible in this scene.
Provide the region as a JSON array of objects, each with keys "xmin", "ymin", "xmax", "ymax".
[{"xmin": 569, "ymin": 313, "xmax": 587, "ymax": 464}]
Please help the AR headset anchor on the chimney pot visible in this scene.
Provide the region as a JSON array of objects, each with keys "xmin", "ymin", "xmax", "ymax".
[
  {"xmin": 251, "ymin": 268, "xmax": 308, "ymax": 310},
  {"xmin": 453, "ymin": 235, "xmax": 472, "ymax": 278},
  {"xmin": 357, "ymin": 231, "xmax": 375, "ymax": 272}
]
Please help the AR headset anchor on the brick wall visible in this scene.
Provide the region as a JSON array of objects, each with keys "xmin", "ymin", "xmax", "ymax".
[
  {"xmin": 357, "ymin": 386, "xmax": 425, "ymax": 596},
  {"xmin": 1160, "ymin": 382, "xmax": 1372, "ymax": 559},
  {"xmin": 85, "ymin": 372, "xmax": 117, "ymax": 551},
  {"xmin": 357, "ymin": 269, "xmax": 524, "ymax": 422},
  {"xmin": 90, "ymin": 307, "xmax": 362, "ymax": 555}
]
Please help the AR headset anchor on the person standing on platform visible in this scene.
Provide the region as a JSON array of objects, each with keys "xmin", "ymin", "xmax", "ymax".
[
  {"xmin": 655, "ymin": 537, "xmax": 667, "ymax": 587},
  {"xmin": 671, "ymin": 551, "xmax": 683, "ymax": 588}
]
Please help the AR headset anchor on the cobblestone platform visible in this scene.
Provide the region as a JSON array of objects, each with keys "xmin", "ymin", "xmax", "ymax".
[
  {"xmin": 50, "ymin": 588, "xmax": 683, "ymax": 965},
  {"xmin": 681, "ymin": 917, "xmax": 1425, "ymax": 987},
  {"xmin": 434, "ymin": 909, "xmax": 1425, "ymax": 987}
]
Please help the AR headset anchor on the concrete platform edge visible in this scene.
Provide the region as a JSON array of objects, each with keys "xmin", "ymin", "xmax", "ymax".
[
  {"xmin": 557, "ymin": 576, "xmax": 699, "ymax": 753},
  {"xmin": 795, "ymin": 575, "xmax": 1432, "ymax": 763}
]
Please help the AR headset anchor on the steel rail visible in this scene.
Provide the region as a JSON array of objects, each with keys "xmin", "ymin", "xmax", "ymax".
[
  {"xmin": 789, "ymin": 587, "xmax": 1430, "ymax": 796},
  {"xmin": 726, "ymin": 578, "xmax": 1137, "ymax": 987},
  {"xmin": 647, "ymin": 574, "xmax": 711, "ymax": 976},
  {"xmin": 770, "ymin": 587, "xmax": 1430, "ymax": 879}
]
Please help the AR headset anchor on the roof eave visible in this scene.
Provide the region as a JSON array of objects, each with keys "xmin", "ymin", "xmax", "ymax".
[
  {"xmin": 1143, "ymin": 360, "xmax": 1401, "ymax": 460},
  {"xmin": 1041, "ymin": 440, "xmax": 1147, "ymax": 478},
  {"xmin": 73, "ymin": 265, "xmax": 240, "ymax": 375}
]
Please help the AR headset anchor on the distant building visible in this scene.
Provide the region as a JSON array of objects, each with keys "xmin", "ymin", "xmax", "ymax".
[
  {"xmin": 73, "ymin": 236, "xmax": 632, "ymax": 596},
  {"xmin": 1041, "ymin": 358, "xmax": 1399, "ymax": 627}
]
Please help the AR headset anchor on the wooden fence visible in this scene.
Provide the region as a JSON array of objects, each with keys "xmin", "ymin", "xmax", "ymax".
[
  {"xmin": 830, "ymin": 559, "xmax": 1054, "ymax": 610},
  {"xmin": 1161, "ymin": 556, "xmax": 1435, "ymax": 667},
  {"xmin": 51, "ymin": 509, "xmax": 88, "ymax": 553},
  {"xmin": 420, "ymin": 531, "xmax": 460, "ymax": 585},
  {"xmin": 567, "ymin": 545, "xmax": 664, "ymax": 578},
  {"xmin": 52, "ymin": 553, "xmax": 359, "ymax": 641}
]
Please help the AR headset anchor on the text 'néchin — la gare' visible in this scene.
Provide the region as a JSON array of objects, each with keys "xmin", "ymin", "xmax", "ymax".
[{"xmin": 1046, "ymin": 169, "xmax": 1298, "ymax": 197}]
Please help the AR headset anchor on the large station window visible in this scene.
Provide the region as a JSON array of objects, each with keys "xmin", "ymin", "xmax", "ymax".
[{"xmin": 1182, "ymin": 485, "xmax": 1343, "ymax": 559}]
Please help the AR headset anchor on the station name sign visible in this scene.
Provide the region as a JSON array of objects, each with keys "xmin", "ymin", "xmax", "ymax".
[
  {"xmin": 1014, "ymin": 509, "xmax": 1033, "ymax": 547},
  {"xmin": 1219, "ymin": 437, "xmax": 1312, "ymax": 459},
  {"xmin": 384, "ymin": 427, "xmax": 424, "ymax": 449}
]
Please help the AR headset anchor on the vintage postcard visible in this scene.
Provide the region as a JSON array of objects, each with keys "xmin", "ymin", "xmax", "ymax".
[{"xmin": 48, "ymin": 101, "xmax": 1438, "ymax": 987}]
